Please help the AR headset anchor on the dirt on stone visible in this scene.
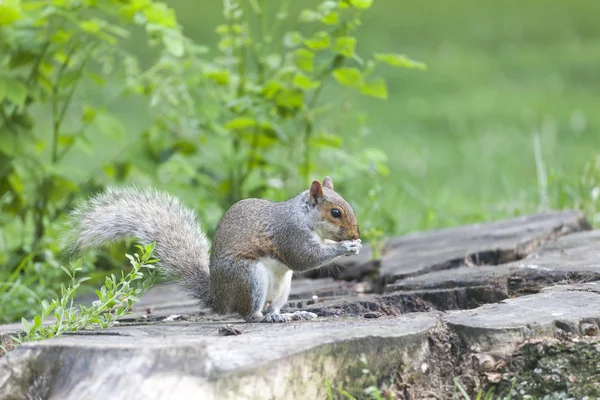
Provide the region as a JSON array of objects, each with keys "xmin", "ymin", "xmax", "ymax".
[
  {"xmin": 353, "ymin": 323, "xmax": 479, "ymax": 400},
  {"xmin": 493, "ymin": 335, "xmax": 600, "ymax": 399},
  {"xmin": 378, "ymin": 329, "xmax": 600, "ymax": 400}
]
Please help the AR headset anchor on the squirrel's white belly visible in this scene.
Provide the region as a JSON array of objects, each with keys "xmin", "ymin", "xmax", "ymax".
[{"xmin": 256, "ymin": 258, "xmax": 292, "ymax": 302}]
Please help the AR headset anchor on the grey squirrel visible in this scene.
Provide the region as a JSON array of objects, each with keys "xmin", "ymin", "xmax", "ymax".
[{"xmin": 67, "ymin": 176, "xmax": 361, "ymax": 323}]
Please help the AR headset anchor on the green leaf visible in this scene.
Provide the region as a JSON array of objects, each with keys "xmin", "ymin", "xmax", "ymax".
[
  {"xmin": 293, "ymin": 73, "xmax": 320, "ymax": 90},
  {"xmin": 3, "ymin": 78, "xmax": 28, "ymax": 107},
  {"xmin": 75, "ymin": 134, "xmax": 94, "ymax": 155},
  {"xmin": 8, "ymin": 172, "xmax": 24, "ymax": 195},
  {"xmin": 94, "ymin": 112, "xmax": 126, "ymax": 140},
  {"xmin": 261, "ymin": 80, "xmax": 282, "ymax": 99},
  {"xmin": 79, "ymin": 19, "xmax": 102, "ymax": 34},
  {"xmin": 373, "ymin": 53, "xmax": 427, "ymax": 70},
  {"xmin": 348, "ymin": 0, "xmax": 373, "ymax": 9},
  {"xmin": 283, "ymin": 31, "xmax": 303, "ymax": 48},
  {"xmin": 58, "ymin": 135, "xmax": 76, "ymax": 148},
  {"xmin": 276, "ymin": 88, "xmax": 303, "ymax": 109},
  {"xmin": 173, "ymin": 139, "xmax": 197, "ymax": 155},
  {"xmin": 143, "ymin": 3, "xmax": 177, "ymax": 28},
  {"xmin": 206, "ymin": 69, "xmax": 230, "ymax": 85},
  {"xmin": 311, "ymin": 131, "xmax": 342, "ymax": 148},
  {"xmin": 83, "ymin": 106, "xmax": 97, "ymax": 123},
  {"xmin": 0, "ymin": 1, "xmax": 22, "ymax": 26},
  {"xmin": 321, "ymin": 11, "xmax": 339, "ymax": 25},
  {"xmin": 86, "ymin": 72, "xmax": 105, "ymax": 86},
  {"xmin": 215, "ymin": 24, "xmax": 229, "ymax": 35},
  {"xmin": 51, "ymin": 29, "xmax": 72, "ymax": 44},
  {"xmin": 225, "ymin": 117, "xmax": 256, "ymax": 130},
  {"xmin": 242, "ymin": 130, "xmax": 277, "ymax": 149},
  {"xmin": 21, "ymin": 318, "xmax": 30, "ymax": 333},
  {"xmin": 294, "ymin": 48, "xmax": 315, "ymax": 72},
  {"xmin": 334, "ymin": 36, "xmax": 356, "ymax": 57},
  {"xmin": 163, "ymin": 30, "xmax": 185, "ymax": 57},
  {"xmin": 48, "ymin": 174, "xmax": 80, "ymax": 203},
  {"xmin": 60, "ymin": 266, "xmax": 73, "ymax": 278},
  {"xmin": 332, "ymin": 67, "xmax": 364, "ymax": 88},
  {"xmin": 304, "ymin": 31, "xmax": 331, "ymax": 51},
  {"xmin": 361, "ymin": 148, "xmax": 390, "ymax": 176},
  {"xmin": 264, "ymin": 54, "xmax": 282, "ymax": 69},
  {"xmin": 360, "ymin": 77, "xmax": 388, "ymax": 99},
  {"xmin": 0, "ymin": 77, "xmax": 5, "ymax": 101},
  {"xmin": 299, "ymin": 9, "xmax": 320, "ymax": 22}
]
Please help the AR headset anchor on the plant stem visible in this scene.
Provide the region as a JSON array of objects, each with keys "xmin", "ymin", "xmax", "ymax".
[
  {"xmin": 51, "ymin": 45, "xmax": 77, "ymax": 163},
  {"xmin": 244, "ymin": 0, "xmax": 267, "ymax": 181},
  {"xmin": 303, "ymin": 117, "xmax": 314, "ymax": 186},
  {"xmin": 302, "ymin": 55, "xmax": 345, "ymax": 186}
]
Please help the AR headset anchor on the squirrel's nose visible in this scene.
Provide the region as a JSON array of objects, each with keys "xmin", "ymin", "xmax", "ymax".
[{"xmin": 351, "ymin": 225, "xmax": 360, "ymax": 240}]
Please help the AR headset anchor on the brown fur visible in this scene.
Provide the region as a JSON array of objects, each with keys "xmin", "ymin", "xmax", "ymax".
[{"xmin": 318, "ymin": 200, "xmax": 360, "ymax": 240}]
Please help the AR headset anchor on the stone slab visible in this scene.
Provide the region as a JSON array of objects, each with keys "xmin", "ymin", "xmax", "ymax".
[
  {"xmin": 3, "ymin": 288, "xmax": 600, "ymax": 399},
  {"xmin": 444, "ymin": 290, "xmax": 600, "ymax": 354},
  {"xmin": 386, "ymin": 230, "xmax": 600, "ymax": 296},
  {"xmin": 379, "ymin": 210, "xmax": 589, "ymax": 282},
  {"xmin": 0, "ymin": 314, "xmax": 438, "ymax": 400}
]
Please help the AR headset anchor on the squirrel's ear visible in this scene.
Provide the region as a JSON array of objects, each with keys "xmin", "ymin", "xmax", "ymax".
[
  {"xmin": 322, "ymin": 176, "xmax": 334, "ymax": 190},
  {"xmin": 309, "ymin": 180, "xmax": 324, "ymax": 203}
]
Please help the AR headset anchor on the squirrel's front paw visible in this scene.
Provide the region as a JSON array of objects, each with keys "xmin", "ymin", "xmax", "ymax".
[{"xmin": 340, "ymin": 239, "xmax": 362, "ymax": 256}]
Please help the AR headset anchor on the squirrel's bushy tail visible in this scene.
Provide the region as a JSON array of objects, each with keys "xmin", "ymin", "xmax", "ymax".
[{"xmin": 66, "ymin": 186, "xmax": 212, "ymax": 305}]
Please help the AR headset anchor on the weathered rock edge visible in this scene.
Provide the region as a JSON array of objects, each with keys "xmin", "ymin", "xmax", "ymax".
[{"xmin": 2, "ymin": 287, "xmax": 600, "ymax": 400}]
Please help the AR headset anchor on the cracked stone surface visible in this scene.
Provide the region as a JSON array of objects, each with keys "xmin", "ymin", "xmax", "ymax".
[
  {"xmin": 385, "ymin": 229, "xmax": 600, "ymax": 310},
  {"xmin": 379, "ymin": 210, "xmax": 589, "ymax": 282},
  {"xmin": 444, "ymin": 290, "xmax": 600, "ymax": 354},
  {"xmin": 1, "ymin": 210, "xmax": 599, "ymax": 400}
]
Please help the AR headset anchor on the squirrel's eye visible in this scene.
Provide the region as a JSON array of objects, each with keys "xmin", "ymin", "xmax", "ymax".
[{"xmin": 330, "ymin": 208, "xmax": 342, "ymax": 219}]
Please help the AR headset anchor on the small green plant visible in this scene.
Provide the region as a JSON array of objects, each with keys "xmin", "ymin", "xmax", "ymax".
[
  {"xmin": 453, "ymin": 377, "xmax": 517, "ymax": 400},
  {"xmin": 325, "ymin": 377, "xmax": 395, "ymax": 400},
  {"xmin": 548, "ymin": 152, "xmax": 600, "ymax": 228},
  {"xmin": 7, "ymin": 244, "xmax": 157, "ymax": 350},
  {"xmin": 324, "ymin": 352, "xmax": 397, "ymax": 400},
  {"xmin": 358, "ymin": 184, "xmax": 388, "ymax": 259},
  {"xmin": 0, "ymin": 252, "xmax": 65, "ymax": 324}
]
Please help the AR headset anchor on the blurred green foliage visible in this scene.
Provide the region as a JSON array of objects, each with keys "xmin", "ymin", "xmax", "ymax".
[
  {"xmin": 0, "ymin": 0, "xmax": 422, "ymax": 323},
  {"xmin": 0, "ymin": 0, "xmax": 599, "ymax": 325},
  {"xmin": 0, "ymin": 0, "xmax": 194, "ymax": 323}
]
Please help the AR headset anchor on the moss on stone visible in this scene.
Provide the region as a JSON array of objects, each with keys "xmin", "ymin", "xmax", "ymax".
[{"xmin": 494, "ymin": 336, "xmax": 600, "ymax": 398}]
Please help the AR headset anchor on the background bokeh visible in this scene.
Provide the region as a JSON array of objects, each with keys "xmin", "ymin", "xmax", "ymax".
[
  {"xmin": 1, "ymin": 0, "xmax": 598, "ymax": 323},
  {"xmin": 170, "ymin": 0, "xmax": 600, "ymax": 231}
]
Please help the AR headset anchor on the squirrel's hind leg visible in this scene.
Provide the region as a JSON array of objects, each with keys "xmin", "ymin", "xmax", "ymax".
[
  {"xmin": 239, "ymin": 259, "xmax": 318, "ymax": 323},
  {"xmin": 261, "ymin": 267, "xmax": 317, "ymax": 323},
  {"xmin": 264, "ymin": 270, "xmax": 292, "ymax": 314}
]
